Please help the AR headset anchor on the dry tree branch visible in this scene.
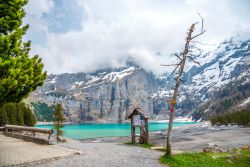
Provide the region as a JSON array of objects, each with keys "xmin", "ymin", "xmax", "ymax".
[
  {"xmin": 197, "ymin": 13, "xmax": 204, "ymax": 34},
  {"xmin": 191, "ymin": 13, "xmax": 206, "ymax": 40},
  {"xmin": 187, "ymin": 56, "xmax": 200, "ymax": 66},
  {"xmin": 179, "ymin": 78, "xmax": 185, "ymax": 83},
  {"xmin": 174, "ymin": 53, "xmax": 182, "ymax": 60},
  {"xmin": 174, "ymin": 77, "xmax": 184, "ymax": 83},
  {"xmin": 170, "ymin": 65, "xmax": 179, "ymax": 76},
  {"xmin": 160, "ymin": 63, "xmax": 180, "ymax": 67},
  {"xmin": 161, "ymin": 54, "xmax": 182, "ymax": 76}
]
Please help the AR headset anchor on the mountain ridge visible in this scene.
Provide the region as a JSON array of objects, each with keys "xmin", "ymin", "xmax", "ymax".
[{"xmin": 29, "ymin": 37, "xmax": 250, "ymax": 122}]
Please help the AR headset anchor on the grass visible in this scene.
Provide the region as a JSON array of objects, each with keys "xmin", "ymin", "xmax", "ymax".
[
  {"xmin": 124, "ymin": 142, "xmax": 155, "ymax": 148},
  {"xmin": 154, "ymin": 147, "xmax": 167, "ymax": 152},
  {"xmin": 160, "ymin": 148, "xmax": 250, "ymax": 167}
]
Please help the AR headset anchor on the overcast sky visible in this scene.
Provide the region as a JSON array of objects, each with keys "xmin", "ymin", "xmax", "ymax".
[{"xmin": 24, "ymin": 0, "xmax": 250, "ymax": 74}]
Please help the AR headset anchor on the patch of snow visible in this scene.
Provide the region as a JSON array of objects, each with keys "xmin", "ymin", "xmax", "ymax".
[
  {"xmin": 152, "ymin": 118, "xmax": 195, "ymax": 123},
  {"xmin": 153, "ymin": 90, "xmax": 173, "ymax": 98},
  {"xmin": 238, "ymin": 97, "xmax": 250, "ymax": 107},
  {"xmin": 102, "ymin": 67, "xmax": 136, "ymax": 82},
  {"xmin": 68, "ymin": 67, "xmax": 137, "ymax": 90},
  {"xmin": 208, "ymin": 127, "xmax": 216, "ymax": 130},
  {"xmin": 196, "ymin": 118, "xmax": 202, "ymax": 122},
  {"xmin": 203, "ymin": 109, "xmax": 209, "ymax": 113},
  {"xmin": 157, "ymin": 76, "xmax": 167, "ymax": 80},
  {"xmin": 218, "ymin": 50, "xmax": 236, "ymax": 62},
  {"xmin": 49, "ymin": 77, "xmax": 57, "ymax": 84},
  {"xmin": 111, "ymin": 67, "xmax": 136, "ymax": 82},
  {"xmin": 221, "ymin": 57, "xmax": 242, "ymax": 78},
  {"xmin": 174, "ymin": 116, "xmax": 193, "ymax": 122},
  {"xmin": 87, "ymin": 76, "xmax": 101, "ymax": 85},
  {"xmin": 178, "ymin": 93, "xmax": 186, "ymax": 102},
  {"xmin": 201, "ymin": 124, "xmax": 210, "ymax": 127},
  {"xmin": 198, "ymin": 51, "xmax": 217, "ymax": 66},
  {"xmin": 151, "ymin": 120, "xmax": 168, "ymax": 123}
]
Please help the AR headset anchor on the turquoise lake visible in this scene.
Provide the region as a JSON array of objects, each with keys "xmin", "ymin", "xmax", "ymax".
[{"xmin": 36, "ymin": 122, "xmax": 197, "ymax": 140}]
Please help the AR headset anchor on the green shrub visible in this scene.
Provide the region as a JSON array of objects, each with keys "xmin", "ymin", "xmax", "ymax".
[
  {"xmin": 0, "ymin": 102, "xmax": 36, "ymax": 126},
  {"xmin": 0, "ymin": 107, "xmax": 8, "ymax": 126},
  {"xmin": 210, "ymin": 109, "xmax": 250, "ymax": 127}
]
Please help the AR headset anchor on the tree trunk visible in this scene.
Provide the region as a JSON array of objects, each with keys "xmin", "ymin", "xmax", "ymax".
[
  {"xmin": 57, "ymin": 120, "xmax": 59, "ymax": 143},
  {"xmin": 166, "ymin": 23, "xmax": 196, "ymax": 156},
  {"xmin": 166, "ymin": 59, "xmax": 185, "ymax": 155}
]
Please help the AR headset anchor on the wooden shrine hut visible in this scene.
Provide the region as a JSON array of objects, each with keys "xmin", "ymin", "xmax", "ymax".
[{"xmin": 127, "ymin": 108, "xmax": 149, "ymax": 144}]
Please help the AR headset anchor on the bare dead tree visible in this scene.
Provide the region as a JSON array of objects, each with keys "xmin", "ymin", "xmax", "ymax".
[{"xmin": 161, "ymin": 13, "xmax": 206, "ymax": 156}]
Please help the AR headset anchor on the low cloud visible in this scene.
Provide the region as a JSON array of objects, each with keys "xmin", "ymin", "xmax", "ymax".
[{"xmin": 25, "ymin": 0, "xmax": 250, "ymax": 74}]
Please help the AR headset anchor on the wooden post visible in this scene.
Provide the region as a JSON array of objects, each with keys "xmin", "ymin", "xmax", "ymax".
[
  {"xmin": 131, "ymin": 117, "xmax": 135, "ymax": 144},
  {"xmin": 132, "ymin": 127, "xmax": 135, "ymax": 144},
  {"xmin": 48, "ymin": 129, "xmax": 53, "ymax": 140},
  {"xmin": 139, "ymin": 125, "xmax": 143, "ymax": 144},
  {"xmin": 145, "ymin": 118, "xmax": 149, "ymax": 144}
]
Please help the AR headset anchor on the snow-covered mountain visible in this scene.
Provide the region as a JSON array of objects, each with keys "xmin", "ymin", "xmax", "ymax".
[
  {"xmin": 30, "ymin": 66, "xmax": 167, "ymax": 122},
  {"xmin": 154, "ymin": 36, "xmax": 250, "ymax": 116},
  {"xmin": 29, "ymin": 36, "xmax": 250, "ymax": 122}
]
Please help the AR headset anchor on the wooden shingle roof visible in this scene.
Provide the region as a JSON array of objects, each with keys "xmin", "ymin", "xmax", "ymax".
[{"xmin": 127, "ymin": 108, "xmax": 149, "ymax": 119}]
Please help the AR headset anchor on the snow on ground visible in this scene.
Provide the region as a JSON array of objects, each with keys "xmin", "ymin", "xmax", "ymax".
[
  {"xmin": 49, "ymin": 77, "xmax": 57, "ymax": 84},
  {"xmin": 238, "ymin": 97, "xmax": 250, "ymax": 107},
  {"xmin": 109, "ymin": 67, "xmax": 136, "ymax": 82},
  {"xmin": 69, "ymin": 67, "xmax": 137, "ymax": 90},
  {"xmin": 183, "ymin": 39, "xmax": 249, "ymax": 94},
  {"xmin": 151, "ymin": 116, "xmax": 194, "ymax": 123},
  {"xmin": 153, "ymin": 90, "xmax": 173, "ymax": 98}
]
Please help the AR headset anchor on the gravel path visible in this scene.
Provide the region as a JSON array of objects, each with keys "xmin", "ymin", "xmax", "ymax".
[
  {"xmin": 5, "ymin": 123, "xmax": 248, "ymax": 167},
  {"xmin": 151, "ymin": 123, "xmax": 250, "ymax": 152},
  {"xmin": 79, "ymin": 123, "xmax": 250, "ymax": 153},
  {"xmin": 34, "ymin": 142, "xmax": 166, "ymax": 167},
  {"xmin": 0, "ymin": 134, "xmax": 77, "ymax": 167}
]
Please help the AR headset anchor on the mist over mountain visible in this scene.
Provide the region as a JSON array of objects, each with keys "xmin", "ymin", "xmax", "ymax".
[{"xmin": 29, "ymin": 36, "xmax": 250, "ymax": 122}]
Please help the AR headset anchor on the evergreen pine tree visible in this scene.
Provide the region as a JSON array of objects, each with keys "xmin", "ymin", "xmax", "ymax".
[
  {"xmin": 0, "ymin": 107, "xmax": 8, "ymax": 125},
  {"xmin": 0, "ymin": 0, "xmax": 46, "ymax": 106},
  {"xmin": 23, "ymin": 104, "xmax": 36, "ymax": 126},
  {"xmin": 4, "ymin": 103, "xmax": 17, "ymax": 125},
  {"xmin": 16, "ymin": 103, "xmax": 25, "ymax": 126},
  {"xmin": 53, "ymin": 103, "xmax": 65, "ymax": 143}
]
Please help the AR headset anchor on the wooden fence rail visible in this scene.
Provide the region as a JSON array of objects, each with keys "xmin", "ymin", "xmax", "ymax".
[{"xmin": 4, "ymin": 125, "xmax": 53, "ymax": 145}]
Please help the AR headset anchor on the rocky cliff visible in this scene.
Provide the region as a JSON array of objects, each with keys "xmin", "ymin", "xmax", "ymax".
[
  {"xmin": 30, "ymin": 67, "xmax": 168, "ymax": 122},
  {"xmin": 30, "ymin": 36, "xmax": 250, "ymax": 122}
]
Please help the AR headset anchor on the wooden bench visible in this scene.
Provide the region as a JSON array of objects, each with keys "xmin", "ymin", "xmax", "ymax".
[
  {"xmin": 0, "ymin": 127, "xmax": 4, "ymax": 134},
  {"xmin": 4, "ymin": 125, "xmax": 53, "ymax": 145}
]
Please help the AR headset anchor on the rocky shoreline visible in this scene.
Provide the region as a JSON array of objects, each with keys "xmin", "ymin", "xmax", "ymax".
[
  {"xmin": 37, "ymin": 121, "xmax": 250, "ymax": 153},
  {"xmin": 2, "ymin": 122, "xmax": 249, "ymax": 167},
  {"xmin": 36, "ymin": 117, "xmax": 195, "ymax": 126},
  {"xmin": 80, "ymin": 122, "xmax": 250, "ymax": 152}
]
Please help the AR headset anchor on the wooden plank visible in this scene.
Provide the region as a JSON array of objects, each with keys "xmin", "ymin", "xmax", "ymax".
[
  {"xmin": 5, "ymin": 125, "xmax": 52, "ymax": 134},
  {"xmin": 4, "ymin": 125, "xmax": 53, "ymax": 145},
  {"xmin": 5, "ymin": 133, "xmax": 50, "ymax": 145},
  {"xmin": 133, "ymin": 125, "xmax": 144, "ymax": 127}
]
